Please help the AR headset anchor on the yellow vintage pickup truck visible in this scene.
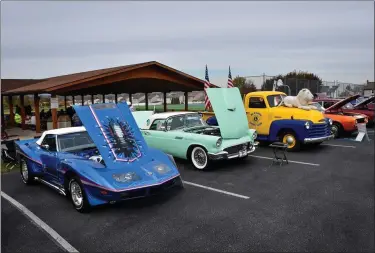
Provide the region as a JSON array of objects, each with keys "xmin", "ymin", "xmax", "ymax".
[{"xmin": 201, "ymin": 91, "xmax": 334, "ymax": 151}]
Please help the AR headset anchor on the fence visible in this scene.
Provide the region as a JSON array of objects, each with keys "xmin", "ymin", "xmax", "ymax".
[{"xmin": 244, "ymin": 74, "xmax": 366, "ymax": 98}]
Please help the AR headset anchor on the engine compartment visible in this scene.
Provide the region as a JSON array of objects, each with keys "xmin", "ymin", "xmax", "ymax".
[
  {"xmin": 185, "ymin": 127, "xmax": 221, "ymax": 137},
  {"xmin": 72, "ymin": 148, "xmax": 105, "ymax": 165}
]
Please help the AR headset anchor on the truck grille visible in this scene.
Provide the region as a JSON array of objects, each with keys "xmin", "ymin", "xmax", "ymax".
[
  {"xmin": 224, "ymin": 143, "xmax": 249, "ymax": 155},
  {"xmin": 308, "ymin": 123, "xmax": 331, "ymax": 138}
]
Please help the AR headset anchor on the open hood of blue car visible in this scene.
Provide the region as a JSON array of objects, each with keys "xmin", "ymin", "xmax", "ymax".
[{"xmin": 74, "ymin": 103, "xmax": 150, "ymax": 169}]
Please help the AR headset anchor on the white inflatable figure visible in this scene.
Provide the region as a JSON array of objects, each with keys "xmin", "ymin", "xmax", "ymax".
[{"xmin": 281, "ymin": 88, "xmax": 317, "ymax": 111}]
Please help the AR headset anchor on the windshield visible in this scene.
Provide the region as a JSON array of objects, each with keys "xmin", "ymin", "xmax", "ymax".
[
  {"xmin": 166, "ymin": 113, "xmax": 207, "ymax": 131},
  {"xmin": 58, "ymin": 131, "xmax": 96, "ymax": 152},
  {"xmin": 267, "ymin": 94, "xmax": 286, "ymax": 107},
  {"xmin": 310, "ymin": 102, "xmax": 325, "ymax": 112}
]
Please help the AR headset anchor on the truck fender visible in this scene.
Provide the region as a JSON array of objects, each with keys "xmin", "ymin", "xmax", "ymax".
[{"xmin": 269, "ymin": 120, "xmax": 309, "ymax": 142}]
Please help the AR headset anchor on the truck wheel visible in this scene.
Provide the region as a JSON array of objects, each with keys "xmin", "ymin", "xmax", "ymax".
[{"xmin": 281, "ymin": 132, "xmax": 301, "ymax": 151}]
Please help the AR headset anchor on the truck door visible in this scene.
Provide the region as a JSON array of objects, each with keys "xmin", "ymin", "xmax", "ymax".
[{"xmin": 246, "ymin": 96, "xmax": 270, "ymax": 135}]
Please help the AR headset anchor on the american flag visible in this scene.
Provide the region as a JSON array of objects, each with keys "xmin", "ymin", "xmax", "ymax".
[
  {"xmin": 227, "ymin": 66, "xmax": 234, "ymax": 88},
  {"xmin": 204, "ymin": 65, "xmax": 212, "ymax": 110}
]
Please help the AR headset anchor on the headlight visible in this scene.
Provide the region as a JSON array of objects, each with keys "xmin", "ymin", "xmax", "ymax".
[
  {"xmin": 328, "ymin": 118, "xmax": 333, "ymax": 125},
  {"xmin": 216, "ymin": 138, "xmax": 222, "ymax": 147},
  {"xmin": 113, "ymin": 172, "xmax": 141, "ymax": 183},
  {"xmin": 252, "ymin": 131, "xmax": 257, "ymax": 140},
  {"xmin": 153, "ymin": 163, "xmax": 171, "ymax": 174},
  {"xmin": 305, "ymin": 121, "xmax": 310, "ymax": 129}
]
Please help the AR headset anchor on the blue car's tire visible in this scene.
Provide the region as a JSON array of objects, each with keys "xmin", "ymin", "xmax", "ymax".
[
  {"xmin": 20, "ymin": 159, "xmax": 35, "ymax": 185},
  {"xmin": 68, "ymin": 176, "xmax": 91, "ymax": 213}
]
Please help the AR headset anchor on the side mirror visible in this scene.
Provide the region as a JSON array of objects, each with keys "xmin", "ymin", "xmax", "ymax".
[{"xmin": 42, "ymin": 144, "xmax": 50, "ymax": 150}]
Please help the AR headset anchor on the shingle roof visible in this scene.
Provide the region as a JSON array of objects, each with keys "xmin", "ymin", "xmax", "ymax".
[{"xmin": 2, "ymin": 61, "xmax": 213, "ymax": 95}]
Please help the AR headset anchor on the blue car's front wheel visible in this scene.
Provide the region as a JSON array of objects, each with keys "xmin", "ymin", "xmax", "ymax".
[
  {"xmin": 20, "ymin": 159, "xmax": 35, "ymax": 185},
  {"xmin": 68, "ymin": 177, "xmax": 91, "ymax": 213}
]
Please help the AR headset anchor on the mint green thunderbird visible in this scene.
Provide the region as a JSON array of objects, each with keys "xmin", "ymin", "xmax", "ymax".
[{"xmin": 133, "ymin": 88, "xmax": 257, "ymax": 170}]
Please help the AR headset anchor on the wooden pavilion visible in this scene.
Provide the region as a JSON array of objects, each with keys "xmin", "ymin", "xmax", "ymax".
[{"xmin": 1, "ymin": 61, "xmax": 213, "ymax": 134}]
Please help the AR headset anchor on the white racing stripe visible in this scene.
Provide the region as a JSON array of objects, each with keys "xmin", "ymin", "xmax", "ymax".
[
  {"xmin": 183, "ymin": 181, "xmax": 250, "ymax": 199},
  {"xmin": 249, "ymin": 155, "xmax": 320, "ymax": 166},
  {"xmin": 1, "ymin": 191, "xmax": 79, "ymax": 253},
  {"xmin": 321, "ymin": 143, "xmax": 356, "ymax": 148}
]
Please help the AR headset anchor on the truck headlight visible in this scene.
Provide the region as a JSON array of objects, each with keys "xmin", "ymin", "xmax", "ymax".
[
  {"xmin": 305, "ymin": 121, "xmax": 311, "ymax": 129},
  {"xmin": 216, "ymin": 138, "xmax": 222, "ymax": 147},
  {"xmin": 252, "ymin": 132, "xmax": 257, "ymax": 140},
  {"xmin": 153, "ymin": 163, "xmax": 171, "ymax": 174},
  {"xmin": 113, "ymin": 172, "xmax": 141, "ymax": 183},
  {"xmin": 328, "ymin": 118, "xmax": 333, "ymax": 125}
]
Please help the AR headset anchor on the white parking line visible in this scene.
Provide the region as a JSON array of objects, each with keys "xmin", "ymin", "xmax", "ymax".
[
  {"xmin": 1, "ymin": 191, "xmax": 79, "ymax": 253},
  {"xmin": 321, "ymin": 143, "xmax": 356, "ymax": 148},
  {"xmin": 249, "ymin": 155, "xmax": 320, "ymax": 166},
  {"xmin": 183, "ymin": 181, "xmax": 250, "ymax": 199}
]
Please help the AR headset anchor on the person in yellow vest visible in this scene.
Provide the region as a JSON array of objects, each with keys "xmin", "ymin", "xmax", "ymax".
[{"xmin": 14, "ymin": 112, "xmax": 21, "ymax": 125}]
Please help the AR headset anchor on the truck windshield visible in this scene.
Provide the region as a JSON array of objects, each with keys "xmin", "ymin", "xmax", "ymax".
[{"xmin": 267, "ymin": 94, "xmax": 286, "ymax": 107}]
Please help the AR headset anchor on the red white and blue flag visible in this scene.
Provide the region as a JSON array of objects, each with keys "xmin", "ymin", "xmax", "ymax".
[
  {"xmin": 227, "ymin": 66, "xmax": 234, "ymax": 88},
  {"xmin": 204, "ymin": 65, "xmax": 212, "ymax": 110}
]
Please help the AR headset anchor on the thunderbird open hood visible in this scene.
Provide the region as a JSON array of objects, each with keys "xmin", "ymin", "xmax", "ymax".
[
  {"xmin": 354, "ymin": 96, "xmax": 375, "ymax": 108},
  {"xmin": 326, "ymin": 94, "xmax": 361, "ymax": 111},
  {"xmin": 206, "ymin": 87, "xmax": 249, "ymax": 139},
  {"xmin": 74, "ymin": 103, "xmax": 150, "ymax": 169}
]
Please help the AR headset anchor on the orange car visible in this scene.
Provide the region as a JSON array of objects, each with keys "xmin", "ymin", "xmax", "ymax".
[{"xmin": 310, "ymin": 98, "xmax": 368, "ymax": 138}]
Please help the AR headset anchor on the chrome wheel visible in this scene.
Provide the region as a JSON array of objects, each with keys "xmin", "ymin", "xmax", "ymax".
[
  {"xmin": 21, "ymin": 160, "xmax": 28, "ymax": 182},
  {"xmin": 70, "ymin": 181, "xmax": 83, "ymax": 208},
  {"xmin": 191, "ymin": 147, "xmax": 208, "ymax": 170},
  {"xmin": 331, "ymin": 124, "xmax": 339, "ymax": 138}
]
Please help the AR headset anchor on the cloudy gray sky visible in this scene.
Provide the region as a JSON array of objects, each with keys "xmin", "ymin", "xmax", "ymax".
[{"xmin": 1, "ymin": 1, "xmax": 374, "ymax": 87}]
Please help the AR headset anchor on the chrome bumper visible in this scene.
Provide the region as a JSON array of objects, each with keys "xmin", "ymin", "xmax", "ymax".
[
  {"xmin": 303, "ymin": 134, "xmax": 334, "ymax": 143},
  {"xmin": 208, "ymin": 145, "xmax": 256, "ymax": 160}
]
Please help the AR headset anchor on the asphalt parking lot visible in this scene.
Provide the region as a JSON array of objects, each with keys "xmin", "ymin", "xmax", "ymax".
[{"xmin": 2, "ymin": 136, "xmax": 374, "ymax": 252}]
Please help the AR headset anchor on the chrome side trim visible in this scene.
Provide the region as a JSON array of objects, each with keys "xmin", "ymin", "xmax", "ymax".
[{"xmin": 34, "ymin": 177, "xmax": 66, "ymax": 196}]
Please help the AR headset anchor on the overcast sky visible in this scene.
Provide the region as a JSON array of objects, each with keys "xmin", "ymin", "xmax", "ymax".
[{"xmin": 1, "ymin": 1, "xmax": 374, "ymax": 87}]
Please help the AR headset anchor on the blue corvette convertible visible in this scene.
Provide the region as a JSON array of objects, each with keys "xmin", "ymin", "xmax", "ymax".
[{"xmin": 15, "ymin": 103, "xmax": 183, "ymax": 213}]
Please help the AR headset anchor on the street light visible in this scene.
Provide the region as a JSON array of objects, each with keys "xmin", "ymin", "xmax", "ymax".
[{"xmin": 274, "ymin": 79, "xmax": 291, "ymax": 95}]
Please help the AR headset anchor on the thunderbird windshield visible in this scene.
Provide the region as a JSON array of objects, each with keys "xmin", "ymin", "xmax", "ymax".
[{"xmin": 166, "ymin": 113, "xmax": 207, "ymax": 131}]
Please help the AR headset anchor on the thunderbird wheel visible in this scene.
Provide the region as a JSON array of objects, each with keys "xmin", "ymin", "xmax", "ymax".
[
  {"xmin": 20, "ymin": 159, "xmax": 34, "ymax": 185},
  {"xmin": 68, "ymin": 177, "xmax": 91, "ymax": 213},
  {"xmin": 191, "ymin": 146, "xmax": 209, "ymax": 170}
]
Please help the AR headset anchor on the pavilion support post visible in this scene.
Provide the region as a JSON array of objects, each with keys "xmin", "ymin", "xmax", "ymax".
[
  {"xmin": 102, "ymin": 94, "xmax": 105, "ymax": 103},
  {"xmin": 145, "ymin": 93, "xmax": 149, "ymax": 110},
  {"xmin": 163, "ymin": 92, "xmax": 167, "ymax": 112},
  {"xmin": 72, "ymin": 96, "xmax": 75, "ymax": 105},
  {"xmin": 64, "ymin": 96, "xmax": 67, "ymax": 110},
  {"xmin": 1, "ymin": 96, "xmax": 5, "ymax": 129},
  {"xmin": 8, "ymin": 96, "xmax": 14, "ymax": 126},
  {"xmin": 20, "ymin": 95, "xmax": 26, "ymax": 130},
  {"xmin": 129, "ymin": 93, "xmax": 133, "ymax": 104},
  {"xmin": 34, "ymin": 94, "xmax": 41, "ymax": 133},
  {"xmin": 51, "ymin": 95, "xmax": 58, "ymax": 129},
  {"xmin": 81, "ymin": 95, "xmax": 84, "ymax": 105},
  {"xmin": 184, "ymin": 92, "xmax": 188, "ymax": 111},
  {"xmin": 91, "ymin": 95, "xmax": 94, "ymax": 104},
  {"xmin": 114, "ymin": 94, "xmax": 118, "ymax": 104}
]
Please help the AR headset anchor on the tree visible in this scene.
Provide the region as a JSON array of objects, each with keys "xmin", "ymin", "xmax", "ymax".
[
  {"xmin": 346, "ymin": 85, "xmax": 352, "ymax": 91},
  {"xmin": 233, "ymin": 76, "xmax": 246, "ymax": 89},
  {"xmin": 261, "ymin": 70, "xmax": 323, "ymax": 95}
]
